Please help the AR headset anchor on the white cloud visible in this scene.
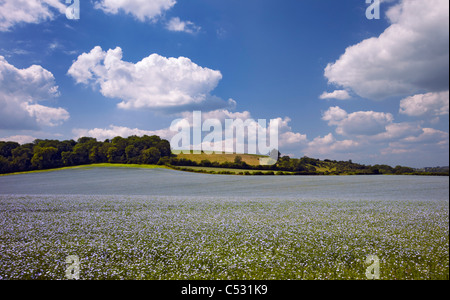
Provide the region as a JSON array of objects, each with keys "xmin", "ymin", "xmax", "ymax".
[
  {"xmin": 380, "ymin": 128, "xmax": 449, "ymax": 166},
  {"xmin": 0, "ymin": 0, "xmax": 66, "ymax": 31},
  {"xmin": 371, "ymin": 122, "xmax": 423, "ymax": 142},
  {"xmin": 399, "ymin": 91, "xmax": 449, "ymax": 117},
  {"xmin": 307, "ymin": 133, "xmax": 334, "ymax": 148},
  {"xmin": 319, "ymin": 90, "xmax": 351, "ymax": 100},
  {"xmin": 324, "ymin": 0, "xmax": 449, "ymax": 100},
  {"xmin": 302, "ymin": 104, "xmax": 448, "ymax": 164},
  {"xmin": 269, "ymin": 117, "xmax": 307, "ymax": 148},
  {"xmin": 73, "ymin": 125, "xmax": 175, "ymax": 141},
  {"xmin": 322, "ymin": 106, "xmax": 348, "ymax": 126},
  {"xmin": 94, "ymin": 1, "xmax": 199, "ymax": 34},
  {"xmin": 303, "ymin": 133, "xmax": 363, "ymax": 158},
  {"xmin": 0, "ymin": 135, "xmax": 36, "ymax": 144},
  {"xmin": 67, "ymin": 46, "xmax": 232, "ymax": 112},
  {"xmin": 166, "ymin": 17, "xmax": 200, "ymax": 34},
  {"xmin": 178, "ymin": 110, "xmax": 307, "ymax": 150},
  {"xmin": 279, "ymin": 131, "xmax": 308, "ymax": 147},
  {"xmin": 180, "ymin": 109, "xmax": 251, "ymax": 124},
  {"xmin": 304, "ymin": 112, "xmax": 448, "ymax": 166},
  {"xmin": 0, "ymin": 56, "xmax": 69, "ymax": 130},
  {"xmin": 25, "ymin": 103, "xmax": 70, "ymax": 127},
  {"xmin": 94, "ymin": 0, "xmax": 176, "ymax": 22},
  {"xmin": 322, "ymin": 106, "xmax": 394, "ymax": 136},
  {"xmin": 401, "ymin": 128, "xmax": 449, "ymax": 145}
]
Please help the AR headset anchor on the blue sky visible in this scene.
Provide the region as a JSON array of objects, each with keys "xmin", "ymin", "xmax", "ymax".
[{"xmin": 0, "ymin": 0, "xmax": 448, "ymax": 168}]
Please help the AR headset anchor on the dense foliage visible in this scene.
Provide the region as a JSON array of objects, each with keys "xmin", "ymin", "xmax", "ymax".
[
  {"xmin": 167, "ymin": 155, "xmax": 448, "ymax": 176},
  {"xmin": 0, "ymin": 136, "xmax": 171, "ymax": 174},
  {"xmin": 1, "ymin": 136, "xmax": 448, "ymax": 175}
]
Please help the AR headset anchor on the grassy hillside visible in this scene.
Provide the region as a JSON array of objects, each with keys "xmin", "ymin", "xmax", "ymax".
[
  {"xmin": 176, "ymin": 152, "xmax": 265, "ymax": 166},
  {"xmin": 0, "ymin": 163, "xmax": 169, "ymax": 176}
]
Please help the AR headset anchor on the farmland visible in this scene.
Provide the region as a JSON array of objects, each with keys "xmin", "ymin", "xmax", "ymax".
[
  {"xmin": 176, "ymin": 152, "xmax": 264, "ymax": 166},
  {"xmin": 0, "ymin": 195, "xmax": 448, "ymax": 280},
  {"xmin": 0, "ymin": 167, "xmax": 448, "ymax": 280}
]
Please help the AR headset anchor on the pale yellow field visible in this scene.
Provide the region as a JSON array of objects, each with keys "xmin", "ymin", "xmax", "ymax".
[{"xmin": 176, "ymin": 152, "xmax": 265, "ymax": 166}]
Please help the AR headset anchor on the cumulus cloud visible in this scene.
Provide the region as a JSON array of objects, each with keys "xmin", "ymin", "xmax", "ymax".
[
  {"xmin": 94, "ymin": 0, "xmax": 176, "ymax": 22},
  {"xmin": 0, "ymin": 0, "xmax": 65, "ymax": 31},
  {"xmin": 25, "ymin": 103, "xmax": 70, "ymax": 127},
  {"xmin": 401, "ymin": 128, "xmax": 449, "ymax": 145},
  {"xmin": 319, "ymin": 90, "xmax": 351, "ymax": 100},
  {"xmin": 304, "ymin": 105, "xmax": 448, "ymax": 166},
  {"xmin": 67, "ymin": 46, "xmax": 233, "ymax": 112},
  {"xmin": 303, "ymin": 133, "xmax": 363, "ymax": 158},
  {"xmin": 171, "ymin": 110, "xmax": 304, "ymax": 155},
  {"xmin": 399, "ymin": 91, "xmax": 449, "ymax": 117},
  {"xmin": 179, "ymin": 110, "xmax": 307, "ymax": 149},
  {"xmin": 380, "ymin": 127, "xmax": 449, "ymax": 166},
  {"xmin": 371, "ymin": 122, "xmax": 423, "ymax": 142},
  {"xmin": 324, "ymin": 0, "xmax": 449, "ymax": 100},
  {"xmin": 322, "ymin": 106, "xmax": 394, "ymax": 136},
  {"xmin": 166, "ymin": 17, "xmax": 200, "ymax": 34},
  {"xmin": 0, "ymin": 135, "xmax": 36, "ymax": 144},
  {"xmin": 322, "ymin": 106, "xmax": 348, "ymax": 126},
  {"xmin": 73, "ymin": 125, "xmax": 175, "ymax": 141},
  {"xmin": 0, "ymin": 56, "xmax": 69, "ymax": 130}
]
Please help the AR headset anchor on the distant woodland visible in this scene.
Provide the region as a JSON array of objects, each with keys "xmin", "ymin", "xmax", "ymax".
[{"xmin": 1, "ymin": 136, "xmax": 448, "ymax": 176}]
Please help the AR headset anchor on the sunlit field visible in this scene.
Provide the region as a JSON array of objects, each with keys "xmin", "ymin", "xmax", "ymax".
[{"xmin": 1, "ymin": 194, "xmax": 448, "ymax": 280}]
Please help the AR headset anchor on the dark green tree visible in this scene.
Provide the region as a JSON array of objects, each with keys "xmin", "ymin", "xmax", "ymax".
[
  {"xmin": 31, "ymin": 147, "xmax": 59, "ymax": 170},
  {"xmin": 140, "ymin": 147, "xmax": 161, "ymax": 164},
  {"xmin": 0, "ymin": 141, "xmax": 20, "ymax": 158},
  {"xmin": 0, "ymin": 156, "xmax": 11, "ymax": 173}
]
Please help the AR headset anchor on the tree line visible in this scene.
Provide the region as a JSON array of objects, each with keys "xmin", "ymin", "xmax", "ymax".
[
  {"xmin": 167, "ymin": 155, "xmax": 423, "ymax": 175},
  {"xmin": 1, "ymin": 136, "xmax": 448, "ymax": 176},
  {"xmin": 0, "ymin": 136, "xmax": 171, "ymax": 174}
]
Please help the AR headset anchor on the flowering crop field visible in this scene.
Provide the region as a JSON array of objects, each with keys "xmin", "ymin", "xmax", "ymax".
[{"xmin": 0, "ymin": 194, "xmax": 448, "ymax": 280}]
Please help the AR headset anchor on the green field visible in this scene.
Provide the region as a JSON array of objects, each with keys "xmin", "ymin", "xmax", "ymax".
[
  {"xmin": 174, "ymin": 166, "xmax": 286, "ymax": 175},
  {"xmin": 0, "ymin": 163, "xmax": 169, "ymax": 176},
  {"xmin": 176, "ymin": 152, "xmax": 265, "ymax": 166}
]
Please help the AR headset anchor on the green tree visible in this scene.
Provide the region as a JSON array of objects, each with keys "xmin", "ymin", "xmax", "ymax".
[
  {"xmin": 31, "ymin": 147, "xmax": 59, "ymax": 170},
  {"xmin": 111, "ymin": 137, "xmax": 127, "ymax": 163},
  {"xmin": 125, "ymin": 145, "xmax": 140, "ymax": 164},
  {"xmin": 278, "ymin": 156, "xmax": 292, "ymax": 171},
  {"xmin": 61, "ymin": 151, "xmax": 75, "ymax": 166},
  {"xmin": 0, "ymin": 156, "xmax": 11, "ymax": 173},
  {"xmin": 140, "ymin": 147, "xmax": 161, "ymax": 165},
  {"xmin": 0, "ymin": 141, "xmax": 20, "ymax": 158},
  {"xmin": 89, "ymin": 146, "xmax": 102, "ymax": 163},
  {"xmin": 201, "ymin": 160, "xmax": 212, "ymax": 167},
  {"xmin": 107, "ymin": 147, "xmax": 120, "ymax": 163},
  {"xmin": 10, "ymin": 144, "xmax": 33, "ymax": 171},
  {"xmin": 71, "ymin": 140, "xmax": 97, "ymax": 165},
  {"xmin": 156, "ymin": 139, "xmax": 172, "ymax": 157}
]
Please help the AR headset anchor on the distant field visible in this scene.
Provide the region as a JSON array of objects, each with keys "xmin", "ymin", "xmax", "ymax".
[
  {"xmin": 176, "ymin": 166, "xmax": 274, "ymax": 175},
  {"xmin": 0, "ymin": 163, "xmax": 168, "ymax": 176},
  {"xmin": 176, "ymin": 152, "xmax": 265, "ymax": 166},
  {"xmin": 176, "ymin": 166, "xmax": 295, "ymax": 175}
]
